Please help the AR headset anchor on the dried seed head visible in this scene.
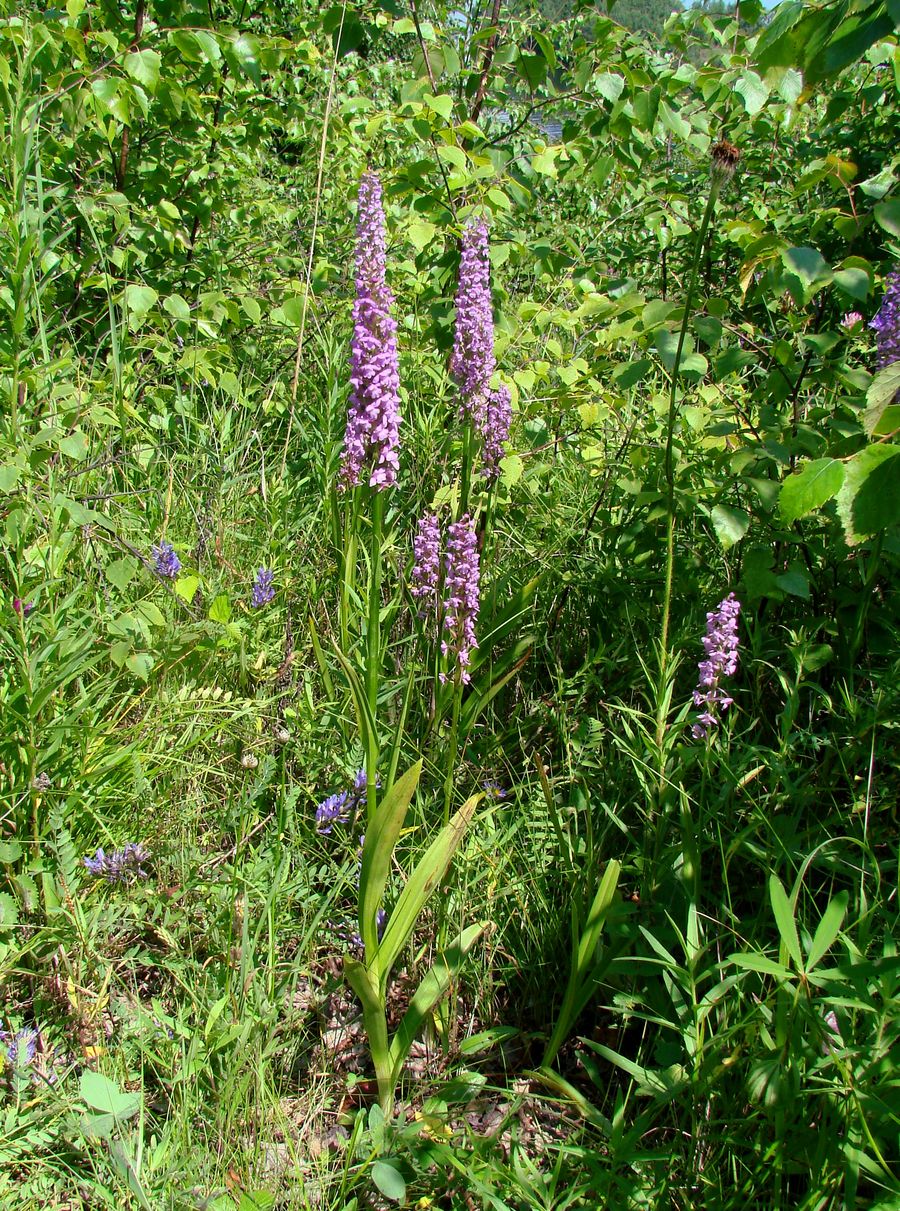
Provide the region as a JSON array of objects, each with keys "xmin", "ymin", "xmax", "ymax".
[{"xmin": 711, "ymin": 139, "xmax": 740, "ymax": 184}]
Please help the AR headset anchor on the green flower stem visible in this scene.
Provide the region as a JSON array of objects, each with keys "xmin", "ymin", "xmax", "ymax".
[
  {"xmin": 656, "ymin": 176, "xmax": 721, "ymax": 754},
  {"xmin": 366, "ymin": 488, "xmax": 384, "ymax": 817},
  {"xmin": 442, "ymin": 676, "xmax": 463, "ymax": 829},
  {"xmin": 460, "ymin": 421, "xmax": 474, "ymax": 518}
]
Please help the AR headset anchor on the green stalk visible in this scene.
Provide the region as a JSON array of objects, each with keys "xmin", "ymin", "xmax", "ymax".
[
  {"xmin": 656, "ymin": 175, "xmax": 722, "ymax": 753},
  {"xmin": 366, "ymin": 489, "xmax": 384, "ymax": 817},
  {"xmin": 442, "ymin": 677, "xmax": 463, "ymax": 828},
  {"xmin": 460, "ymin": 422, "xmax": 474, "ymax": 518}
]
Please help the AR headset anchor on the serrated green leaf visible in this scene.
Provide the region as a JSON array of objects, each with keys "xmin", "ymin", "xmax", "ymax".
[
  {"xmin": 595, "ymin": 71, "xmax": 624, "ymax": 103},
  {"xmin": 0, "ymin": 841, "xmax": 23, "ymax": 863},
  {"xmin": 0, "ymin": 892, "xmax": 20, "ymax": 931},
  {"xmin": 734, "ymin": 70, "xmax": 769, "ymax": 115},
  {"xmin": 124, "ymin": 49, "xmax": 160, "ymax": 92}
]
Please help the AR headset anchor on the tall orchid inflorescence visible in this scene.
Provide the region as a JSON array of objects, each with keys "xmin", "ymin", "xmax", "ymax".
[
  {"xmin": 692, "ymin": 593, "xmax": 741, "ymax": 740},
  {"xmin": 449, "ymin": 218, "xmax": 512, "ymax": 476},
  {"xmin": 411, "ymin": 512, "xmax": 442, "ymax": 614},
  {"xmin": 442, "ymin": 515, "xmax": 480, "ymax": 683},
  {"xmin": 870, "ymin": 269, "xmax": 900, "ymax": 370},
  {"xmin": 411, "ymin": 512, "xmax": 482, "ymax": 682},
  {"xmin": 451, "ymin": 218, "xmax": 495, "ymax": 431},
  {"xmin": 340, "ymin": 171, "xmax": 401, "ymax": 490}
]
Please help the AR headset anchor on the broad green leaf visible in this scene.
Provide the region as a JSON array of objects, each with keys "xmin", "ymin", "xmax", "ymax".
[
  {"xmin": 105, "ymin": 556, "xmax": 138, "ymax": 593},
  {"xmin": 423, "ymin": 92, "xmax": 452, "ymax": 121},
  {"xmin": 807, "ymin": 891, "xmax": 848, "ymax": 970},
  {"xmin": 710, "ymin": 504, "xmax": 750, "ymax": 548},
  {"xmin": 778, "ymin": 459, "xmax": 845, "ymax": 523},
  {"xmin": 358, "ymin": 761, "xmax": 423, "ymax": 972},
  {"xmin": 375, "ymin": 794, "xmax": 479, "ymax": 994},
  {"xmin": 437, "ymin": 144, "xmax": 467, "ymax": 171},
  {"xmin": 125, "ymin": 652, "xmax": 154, "ymax": 681},
  {"xmin": 174, "ymin": 574, "xmax": 200, "ymax": 603},
  {"xmin": 80, "ymin": 1071, "xmax": 141, "ymax": 1120},
  {"xmin": 407, "ymin": 220, "xmax": 436, "ymax": 252},
  {"xmin": 0, "ymin": 892, "xmax": 20, "ymax": 931},
  {"xmin": 0, "ymin": 841, "xmax": 23, "ymax": 863},
  {"xmin": 163, "ymin": 294, "xmax": 191, "ymax": 321},
  {"xmin": 208, "ymin": 594, "xmax": 231, "ymax": 623},
  {"xmin": 125, "ymin": 284, "xmax": 158, "ymax": 317},
  {"xmin": 781, "ymin": 246, "xmax": 831, "ymax": 288},
  {"xmin": 837, "ymin": 444, "xmax": 900, "ymax": 544},
  {"xmin": 595, "ymin": 72, "xmax": 624, "ymax": 103},
  {"xmin": 833, "ymin": 267, "xmax": 871, "ymax": 301},
  {"xmin": 874, "ymin": 198, "xmax": 900, "ymax": 238},
  {"xmin": 371, "ymin": 1159, "xmax": 407, "ymax": 1204},
  {"xmin": 0, "ymin": 464, "xmax": 21, "ymax": 493},
  {"xmin": 123, "ymin": 49, "xmax": 160, "ymax": 93},
  {"xmin": 769, "ymin": 875, "xmax": 803, "ymax": 971},
  {"xmin": 863, "ymin": 363, "xmax": 900, "ymax": 436},
  {"xmin": 734, "ymin": 71, "xmax": 769, "ymax": 114}
]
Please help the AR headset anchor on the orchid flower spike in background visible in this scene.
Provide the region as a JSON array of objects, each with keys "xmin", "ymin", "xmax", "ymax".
[
  {"xmin": 340, "ymin": 171, "xmax": 401, "ymax": 490},
  {"xmin": 692, "ymin": 592, "xmax": 741, "ymax": 740},
  {"xmin": 451, "ymin": 217, "xmax": 496, "ymax": 433}
]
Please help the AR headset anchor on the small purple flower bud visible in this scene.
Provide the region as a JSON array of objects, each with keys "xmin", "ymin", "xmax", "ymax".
[
  {"xmin": 83, "ymin": 843, "xmax": 150, "ymax": 883},
  {"xmin": 152, "ymin": 540, "xmax": 181, "ymax": 579},
  {"xmin": 251, "ymin": 568, "xmax": 275, "ymax": 608},
  {"xmin": 315, "ymin": 791, "xmax": 350, "ymax": 834}
]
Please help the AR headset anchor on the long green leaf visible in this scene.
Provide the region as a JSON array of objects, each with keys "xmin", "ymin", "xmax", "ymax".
[
  {"xmin": 807, "ymin": 890, "xmax": 848, "ymax": 971},
  {"xmin": 375, "ymin": 793, "xmax": 479, "ymax": 996},
  {"xmin": 387, "ymin": 922, "xmax": 485, "ymax": 1085},
  {"xmin": 358, "ymin": 761, "xmax": 422, "ymax": 969},
  {"xmin": 543, "ymin": 859, "xmax": 620, "ymax": 1067},
  {"xmin": 769, "ymin": 874, "xmax": 803, "ymax": 972}
]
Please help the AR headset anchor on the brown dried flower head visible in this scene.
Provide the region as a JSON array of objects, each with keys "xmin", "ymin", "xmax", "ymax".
[{"xmin": 711, "ymin": 139, "xmax": 741, "ymax": 183}]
